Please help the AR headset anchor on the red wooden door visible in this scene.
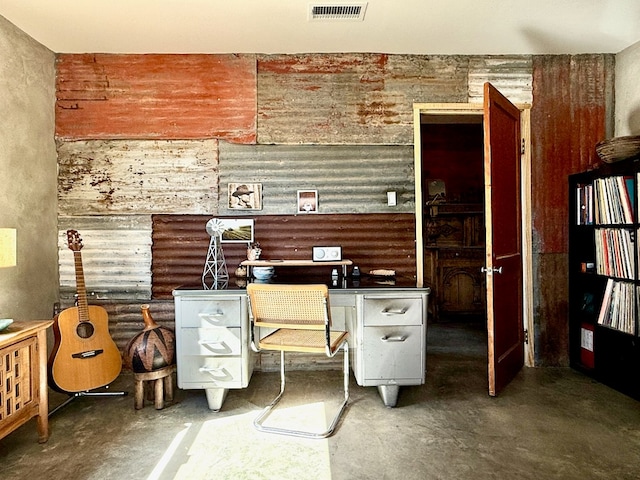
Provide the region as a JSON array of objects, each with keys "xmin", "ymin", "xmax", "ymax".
[{"xmin": 483, "ymin": 82, "xmax": 524, "ymax": 396}]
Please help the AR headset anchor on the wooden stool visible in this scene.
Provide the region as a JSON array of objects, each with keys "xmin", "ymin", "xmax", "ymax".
[{"xmin": 133, "ymin": 364, "xmax": 176, "ymax": 410}]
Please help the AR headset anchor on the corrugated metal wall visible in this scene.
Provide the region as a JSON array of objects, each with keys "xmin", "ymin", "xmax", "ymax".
[
  {"xmin": 58, "ymin": 215, "xmax": 152, "ymax": 302},
  {"xmin": 151, "ymin": 213, "xmax": 417, "ymax": 299},
  {"xmin": 54, "ymin": 52, "xmax": 614, "ymax": 367},
  {"xmin": 530, "ymin": 54, "xmax": 615, "ymax": 366},
  {"xmin": 56, "ymin": 54, "xmax": 257, "ymax": 142},
  {"xmin": 57, "ymin": 139, "xmax": 219, "ymax": 214},
  {"xmin": 219, "ymin": 142, "xmax": 415, "ymax": 214}
]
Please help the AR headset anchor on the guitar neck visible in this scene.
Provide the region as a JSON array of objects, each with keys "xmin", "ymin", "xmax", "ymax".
[{"xmin": 73, "ymin": 251, "xmax": 90, "ymax": 321}]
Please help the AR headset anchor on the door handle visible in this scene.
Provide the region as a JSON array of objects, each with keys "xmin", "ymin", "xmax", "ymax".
[{"xmin": 481, "ymin": 266, "xmax": 503, "ymax": 275}]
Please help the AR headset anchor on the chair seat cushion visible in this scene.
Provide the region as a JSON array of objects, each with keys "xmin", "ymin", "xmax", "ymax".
[{"xmin": 259, "ymin": 329, "xmax": 348, "ymax": 354}]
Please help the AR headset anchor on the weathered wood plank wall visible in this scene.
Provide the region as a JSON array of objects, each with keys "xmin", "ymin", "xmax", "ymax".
[{"xmin": 56, "ymin": 54, "xmax": 257, "ymax": 142}]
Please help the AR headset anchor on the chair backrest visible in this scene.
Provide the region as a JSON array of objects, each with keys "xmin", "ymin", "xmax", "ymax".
[{"xmin": 247, "ymin": 283, "xmax": 331, "ymax": 330}]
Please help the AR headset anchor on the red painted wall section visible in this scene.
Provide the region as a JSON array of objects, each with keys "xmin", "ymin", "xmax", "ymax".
[
  {"xmin": 56, "ymin": 54, "xmax": 257, "ymax": 143},
  {"xmin": 531, "ymin": 54, "xmax": 613, "ymax": 254}
]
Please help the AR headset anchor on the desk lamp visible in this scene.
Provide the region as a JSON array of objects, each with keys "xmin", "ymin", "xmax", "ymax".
[{"xmin": 0, "ymin": 228, "xmax": 17, "ymax": 330}]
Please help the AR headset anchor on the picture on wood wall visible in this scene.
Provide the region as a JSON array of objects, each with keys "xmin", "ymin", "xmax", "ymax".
[
  {"xmin": 297, "ymin": 190, "xmax": 318, "ymax": 213},
  {"xmin": 220, "ymin": 218, "xmax": 255, "ymax": 243},
  {"xmin": 228, "ymin": 183, "xmax": 262, "ymax": 210}
]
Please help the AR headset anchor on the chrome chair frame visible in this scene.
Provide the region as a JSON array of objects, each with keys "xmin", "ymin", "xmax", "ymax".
[{"xmin": 247, "ymin": 283, "xmax": 349, "ymax": 439}]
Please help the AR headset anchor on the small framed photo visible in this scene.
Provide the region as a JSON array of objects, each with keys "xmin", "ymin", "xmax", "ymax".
[
  {"xmin": 220, "ymin": 218, "xmax": 254, "ymax": 243},
  {"xmin": 228, "ymin": 183, "xmax": 262, "ymax": 210},
  {"xmin": 297, "ymin": 190, "xmax": 318, "ymax": 214}
]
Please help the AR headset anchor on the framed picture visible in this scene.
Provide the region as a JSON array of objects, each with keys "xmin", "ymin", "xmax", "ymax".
[
  {"xmin": 228, "ymin": 183, "xmax": 262, "ymax": 210},
  {"xmin": 220, "ymin": 218, "xmax": 254, "ymax": 243},
  {"xmin": 297, "ymin": 190, "xmax": 318, "ymax": 213}
]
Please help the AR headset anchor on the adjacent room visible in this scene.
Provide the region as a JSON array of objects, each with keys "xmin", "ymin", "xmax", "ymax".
[{"xmin": 1, "ymin": 1, "xmax": 640, "ymax": 479}]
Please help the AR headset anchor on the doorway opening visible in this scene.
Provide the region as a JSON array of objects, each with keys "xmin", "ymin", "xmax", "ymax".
[
  {"xmin": 419, "ymin": 112, "xmax": 489, "ymax": 391},
  {"xmin": 413, "ymin": 102, "xmax": 535, "ymax": 384}
]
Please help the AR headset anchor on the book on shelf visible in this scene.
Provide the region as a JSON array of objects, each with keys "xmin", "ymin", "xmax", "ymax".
[
  {"xmin": 576, "ymin": 183, "xmax": 593, "ymax": 225},
  {"xmin": 594, "ymin": 228, "xmax": 635, "ymax": 279},
  {"xmin": 593, "ymin": 176, "xmax": 634, "ymax": 225},
  {"xmin": 596, "ymin": 278, "xmax": 635, "ymax": 334}
]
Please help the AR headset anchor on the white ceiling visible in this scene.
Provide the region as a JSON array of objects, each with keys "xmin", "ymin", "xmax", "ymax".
[{"xmin": 1, "ymin": 0, "xmax": 639, "ymax": 55}]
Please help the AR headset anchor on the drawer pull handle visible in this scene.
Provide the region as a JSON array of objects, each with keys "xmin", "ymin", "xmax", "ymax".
[
  {"xmin": 199, "ymin": 366, "xmax": 233, "ymax": 382},
  {"xmin": 198, "ymin": 340, "xmax": 232, "ymax": 355},
  {"xmin": 198, "ymin": 312, "xmax": 225, "ymax": 323},
  {"xmin": 381, "ymin": 307, "xmax": 408, "ymax": 315},
  {"xmin": 381, "ymin": 335, "xmax": 407, "ymax": 342}
]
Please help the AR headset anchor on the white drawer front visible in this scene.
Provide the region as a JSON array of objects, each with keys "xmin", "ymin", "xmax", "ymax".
[
  {"xmin": 363, "ymin": 296, "xmax": 423, "ymax": 326},
  {"xmin": 179, "ymin": 355, "xmax": 243, "ymax": 387},
  {"xmin": 362, "ymin": 325, "xmax": 424, "ymax": 381},
  {"xmin": 181, "ymin": 327, "xmax": 242, "ymax": 356},
  {"xmin": 178, "ymin": 298, "xmax": 241, "ymax": 327}
]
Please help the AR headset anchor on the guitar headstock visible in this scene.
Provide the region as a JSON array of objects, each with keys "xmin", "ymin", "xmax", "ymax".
[{"xmin": 66, "ymin": 230, "xmax": 83, "ymax": 252}]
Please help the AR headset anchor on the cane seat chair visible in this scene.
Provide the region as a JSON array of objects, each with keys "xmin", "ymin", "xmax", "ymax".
[{"xmin": 247, "ymin": 283, "xmax": 349, "ymax": 438}]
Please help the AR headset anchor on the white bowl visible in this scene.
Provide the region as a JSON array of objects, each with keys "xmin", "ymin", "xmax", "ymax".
[
  {"xmin": 252, "ymin": 267, "xmax": 274, "ymax": 280},
  {"xmin": 0, "ymin": 318, "xmax": 13, "ymax": 332}
]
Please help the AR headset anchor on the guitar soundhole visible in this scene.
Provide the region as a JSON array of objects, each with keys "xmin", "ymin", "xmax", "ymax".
[{"xmin": 76, "ymin": 322, "xmax": 95, "ymax": 339}]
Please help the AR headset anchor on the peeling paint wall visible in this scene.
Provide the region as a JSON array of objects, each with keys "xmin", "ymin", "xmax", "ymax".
[{"xmin": 57, "ymin": 139, "xmax": 219, "ymax": 214}]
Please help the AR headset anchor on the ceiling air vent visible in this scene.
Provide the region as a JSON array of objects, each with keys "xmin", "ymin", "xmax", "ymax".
[{"xmin": 309, "ymin": 3, "xmax": 368, "ymax": 21}]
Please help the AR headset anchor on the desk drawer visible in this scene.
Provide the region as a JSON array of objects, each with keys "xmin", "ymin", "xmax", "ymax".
[
  {"xmin": 178, "ymin": 298, "xmax": 242, "ymax": 328},
  {"xmin": 362, "ymin": 325, "xmax": 424, "ymax": 381},
  {"xmin": 363, "ymin": 296, "xmax": 423, "ymax": 326},
  {"xmin": 181, "ymin": 327, "xmax": 242, "ymax": 356},
  {"xmin": 178, "ymin": 355, "xmax": 243, "ymax": 387}
]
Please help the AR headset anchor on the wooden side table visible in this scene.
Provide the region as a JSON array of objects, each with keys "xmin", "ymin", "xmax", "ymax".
[{"xmin": 0, "ymin": 320, "xmax": 53, "ymax": 443}]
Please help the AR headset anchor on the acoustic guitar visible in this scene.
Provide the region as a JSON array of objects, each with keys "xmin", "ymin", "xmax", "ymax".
[{"xmin": 48, "ymin": 230, "xmax": 122, "ymax": 393}]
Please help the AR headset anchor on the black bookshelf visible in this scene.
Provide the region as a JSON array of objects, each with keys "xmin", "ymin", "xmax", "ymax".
[{"xmin": 569, "ymin": 159, "xmax": 640, "ymax": 400}]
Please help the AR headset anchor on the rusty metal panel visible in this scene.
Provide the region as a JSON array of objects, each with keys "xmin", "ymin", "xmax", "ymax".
[
  {"xmin": 219, "ymin": 142, "xmax": 415, "ymax": 214},
  {"xmin": 58, "ymin": 215, "xmax": 152, "ymax": 302},
  {"xmin": 257, "ymin": 54, "xmax": 468, "ymax": 145},
  {"xmin": 468, "ymin": 56, "xmax": 533, "ymax": 104},
  {"xmin": 529, "ymin": 54, "xmax": 614, "ymax": 367},
  {"xmin": 56, "ymin": 54, "xmax": 257, "ymax": 143},
  {"xmin": 151, "ymin": 213, "xmax": 417, "ymax": 298},
  {"xmin": 533, "ymin": 253, "xmax": 569, "ymax": 367},
  {"xmin": 57, "ymin": 139, "xmax": 219, "ymax": 215},
  {"xmin": 52, "ymin": 299, "xmax": 176, "ymax": 357},
  {"xmin": 531, "ymin": 54, "xmax": 614, "ymax": 254}
]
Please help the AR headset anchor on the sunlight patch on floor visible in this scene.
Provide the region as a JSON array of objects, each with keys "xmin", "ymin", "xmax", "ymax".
[{"xmin": 152, "ymin": 405, "xmax": 332, "ymax": 480}]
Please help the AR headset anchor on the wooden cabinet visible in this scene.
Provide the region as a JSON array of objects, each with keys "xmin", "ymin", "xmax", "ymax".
[
  {"xmin": 424, "ymin": 204, "xmax": 485, "ymax": 320},
  {"xmin": 0, "ymin": 320, "xmax": 53, "ymax": 443},
  {"xmin": 569, "ymin": 161, "xmax": 640, "ymax": 400}
]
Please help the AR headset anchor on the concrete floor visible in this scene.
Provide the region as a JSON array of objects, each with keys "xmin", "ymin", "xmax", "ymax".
[{"xmin": 2, "ymin": 320, "xmax": 640, "ymax": 480}]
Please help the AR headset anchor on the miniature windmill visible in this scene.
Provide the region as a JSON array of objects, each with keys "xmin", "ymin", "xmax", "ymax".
[{"xmin": 202, "ymin": 218, "xmax": 229, "ymax": 289}]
